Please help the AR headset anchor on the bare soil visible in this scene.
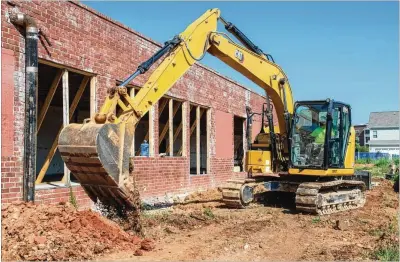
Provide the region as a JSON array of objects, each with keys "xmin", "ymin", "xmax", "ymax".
[
  {"xmin": 1, "ymin": 201, "xmax": 154, "ymax": 261},
  {"xmin": 100, "ymin": 178, "xmax": 399, "ymax": 261},
  {"xmin": 1, "ymin": 179, "xmax": 398, "ymax": 261}
]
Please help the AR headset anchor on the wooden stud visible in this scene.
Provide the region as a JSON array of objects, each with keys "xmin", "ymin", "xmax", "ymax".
[
  {"xmin": 159, "ymin": 100, "xmax": 179, "ymax": 152},
  {"xmin": 37, "ymin": 69, "xmax": 62, "ymax": 134},
  {"xmin": 36, "ymin": 75, "xmax": 89, "ymax": 184},
  {"xmin": 130, "ymin": 88, "xmax": 135, "ymax": 156},
  {"xmin": 181, "ymin": 103, "xmax": 189, "ymax": 157},
  {"xmin": 62, "ymin": 70, "xmax": 70, "ymax": 186},
  {"xmin": 90, "ymin": 76, "xmax": 97, "ymax": 117},
  {"xmin": 206, "ymin": 108, "xmax": 211, "ymax": 174},
  {"xmin": 196, "ymin": 106, "xmax": 200, "ymax": 175},
  {"xmin": 169, "ymin": 99, "xmax": 174, "ymax": 156},
  {"xmin": 149, "ymin": 106, "xmax": 155, "ymax": 156},
  {"xmin": 178, "ymin": 106, "xmax": 203, "ymax": 155}
]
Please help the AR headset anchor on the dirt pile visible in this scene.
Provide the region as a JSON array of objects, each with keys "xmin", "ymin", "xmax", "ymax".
[
  {"xmin": 100, "ymin": 179, "xmax": 398, "ymax": 261},
  {"xmin": 1, "ymin": 201, "xmax": 155, "ymax": 261}
]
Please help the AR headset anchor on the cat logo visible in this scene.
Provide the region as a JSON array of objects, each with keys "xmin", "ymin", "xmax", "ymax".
[{"xmin": 235, "ymin": 50, "xmax": 244, "ymax": 63}]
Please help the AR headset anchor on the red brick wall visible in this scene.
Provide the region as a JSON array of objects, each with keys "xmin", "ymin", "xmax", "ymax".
[
  {"xmin": 1, "ymin": 1, "xmax": 274, "ymax": 208},
  {"xmin": 1, "ymin": 48, "xmax": 15, "ymax": 157}
]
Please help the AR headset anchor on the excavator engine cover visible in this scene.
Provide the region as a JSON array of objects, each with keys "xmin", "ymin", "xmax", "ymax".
[{"xmin": 58, "ymin": 121, "xmax": 136, "ymax": 209}]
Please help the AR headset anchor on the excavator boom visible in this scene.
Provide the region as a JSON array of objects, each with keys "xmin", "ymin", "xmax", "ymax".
[{"xmin": 58, "ymin": 8, "xmax": 363, "ymax": 214}]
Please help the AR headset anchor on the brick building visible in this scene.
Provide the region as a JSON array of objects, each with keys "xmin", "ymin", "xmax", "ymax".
[{"xmin": 1, "ymin": 1, "xmax": 274, "ymax": 208}]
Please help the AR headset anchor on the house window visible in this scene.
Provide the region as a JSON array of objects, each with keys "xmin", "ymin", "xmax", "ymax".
[
  {"xmin": 190, "ymin": 105, "xmax": 209, "ymax": 175},
  {"xmin": 373, "ymin": 130, "xmax": 377, "ymax": 138},
  {"xmin": 126, "ymin": 86, "xmax": 151, "ymax": 157},
  {"xmin": 234, "ymin": 116, "xmax": 245, "ymax": 172},
  {"xmin": 158, "ymin": 97, "xmax": 184, "ymax": 157},
  {"xmin": 36, "ymin": 62, "xmax": 96, "ymax": 186}
]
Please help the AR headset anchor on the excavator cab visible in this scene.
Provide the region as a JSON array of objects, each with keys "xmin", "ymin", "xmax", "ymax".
[{"xmin": 290, "ymin": 99, "xmax": 354, "ymax": 171}]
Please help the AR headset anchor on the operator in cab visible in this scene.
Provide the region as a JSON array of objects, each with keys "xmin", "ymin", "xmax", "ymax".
[{"xmin": 310, "ymin": 115, "xmax": 327, "ymax": 145}]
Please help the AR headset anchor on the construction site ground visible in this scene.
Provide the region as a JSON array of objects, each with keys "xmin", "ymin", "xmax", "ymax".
[{"xmin": 2, "ymin": 177, "xmax": 399, "ymax": 261}]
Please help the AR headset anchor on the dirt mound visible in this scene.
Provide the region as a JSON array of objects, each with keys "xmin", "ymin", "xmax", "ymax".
[
  {"xmin": 184, "ymin": 188, "xmax": 222, "ymax": 203},
  {"xmin": 1, "ymin": 201, "xmax": 155, "ymax": 261}
]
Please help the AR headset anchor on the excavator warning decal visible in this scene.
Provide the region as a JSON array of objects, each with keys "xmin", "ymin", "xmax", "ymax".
[{"xmin": 235, "ymin": 50, "xmax": 244, "ymax": 63}]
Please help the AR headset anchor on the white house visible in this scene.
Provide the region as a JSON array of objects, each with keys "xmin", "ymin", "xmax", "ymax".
[{"xmin": 366, "ymin": 111, "xmax": 400, "ymax": 156}]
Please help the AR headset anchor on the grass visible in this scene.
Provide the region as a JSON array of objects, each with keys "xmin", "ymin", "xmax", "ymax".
[
  {"xmin": 355, "ymin": 158, "xmax": 399, "ymax": 166},
  {"xmin": 69, "ymin": 187, "xmax": 78, "ymax": 209},
  {"xmin": 203, "ymin": 207, "xmax": 215, "ymax": 219},
  {"xmin": 355, "ymin": 158, "xmax": 395, "ymax": 177},
  {"xmin": 372, "ymin": 245, "xmax": 399, "ymax": 261},
  {"xmin": 311, "ymin": 216, "xmax": 321, "ymax": 224},
  {"xmin": 369, "ymin": 217, "xmax": 399, "ymax": 261}
]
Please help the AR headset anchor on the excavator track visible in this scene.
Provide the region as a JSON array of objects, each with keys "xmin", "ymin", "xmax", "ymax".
[
  {"xmin": 221, "ymin": 178, "xmax": 366, "ymax": 215},
  {"xmin": 221, "ymin": 178, "xmax": 257, "ymax": 208},
  {"xmin": 295, "ymin": 180, "xmax": 366, "ymax": 215}
]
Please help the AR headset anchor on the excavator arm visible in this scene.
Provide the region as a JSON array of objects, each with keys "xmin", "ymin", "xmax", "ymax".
[{"xmin": 58, "ymin": 8, "xmax": 294, "ymax": 209}]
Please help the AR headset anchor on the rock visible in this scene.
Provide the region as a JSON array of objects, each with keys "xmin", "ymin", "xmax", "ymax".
[
  {"xmin": 165, "ymin": 226, "xmax": 179, "ymax": 234},
  {"xmin": 37, "ymin": 244, "xmax": 46, "ymax": 250},
  {"xmin": 94, "ymin": 243, "xmax": 105, "ymax": 254},
  {"xmin": 141, "ymin": 239, "xmax": 155, "ymax": 251},
  {"xmin": 244, "ymin": 243, "xmax": 250, "ymax": 250},
  {"xmin": 334, "ymin": 220, "xmax": 350, "ymax": 231},
  {"xmin": 27, "ymin": 234, "xmax": 35, "ymax": 244},
  {"xmin": 134, "ymin": 249, "xmax": 144, "ymax": 256},
  {"xmin": 259, "ymin": 243, "xmax": 265, "ymax": 249},
  {"xmin": 34, "ymin": 236, "xmax": 47, "ymax": 245},
  {"xmin": 131, "ymin": 236, "xmax": 142, "ymax": 245},
  {"xmin": 356, "ymin": 243, "xmax": 363, "ymax": 248},
  {"xmin": 53, "ymin": 218, "xmax": 65, "ymax": 231}
]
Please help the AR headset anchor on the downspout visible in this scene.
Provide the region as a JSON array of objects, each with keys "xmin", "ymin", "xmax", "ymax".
[{"xmin": 9, "ymin": 12, "xmax": 39, "ymax": 202}]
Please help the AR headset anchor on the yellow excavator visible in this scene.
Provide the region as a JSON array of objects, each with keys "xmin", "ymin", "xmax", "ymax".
[{"xmin": 58, "ymin": 8, "xmax": 366, "ymax": 215}]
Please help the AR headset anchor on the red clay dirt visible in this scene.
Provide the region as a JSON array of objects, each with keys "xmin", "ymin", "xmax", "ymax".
[
  {"xmin": 1, "ymin": 179, "xmax": 398, "ymax": 261},
  {"xmin": 1, "ymin": 201, "xmax": 154, "ymax": 261},
  {"xmin": 100, "ymin": 179, "xmax": 399, "ymax": 261}
]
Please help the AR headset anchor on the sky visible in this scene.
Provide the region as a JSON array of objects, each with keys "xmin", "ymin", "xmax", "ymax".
[{"xmin": 82, "ymin": 1, "xmax": 399, "ymax": 124}]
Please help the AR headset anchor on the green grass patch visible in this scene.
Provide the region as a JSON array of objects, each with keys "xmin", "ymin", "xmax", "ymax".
[
  {"xmin": 372, "ymin": 245, "xmax": 399, "ymax": 261},
  {"xmin": 203, "ymin": 207, "xmax": 215, "ymax": 219},
  {"xmin": 311, "ymin": 216, "xmax": 321, "ymax": 224},
  {"xmin": 69, "ymin": 187, "xmax": 78, "ymax": 209},
  {"xmin": 356, "ymin": 158, "xmax": 373, "ymax": 164}
]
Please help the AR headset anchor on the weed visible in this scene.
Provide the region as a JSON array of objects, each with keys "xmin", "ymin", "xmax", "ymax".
[
  {"xmin": 311, "ymin": 216, "xmax": 321, "ymax": 224},
  {"xmin": 369, "ymin": 228, "xmax": 384, "ymax": 237},
  {"xmin": 374, "ymin": 158, "xmax": 391, "ymax": 168},
  {"xmin": 372, "ymin": 245, "xmax": 399, "ymax": 261},
  {"xmin": 356, "ymin": 158, "xmax": 373, "ymax": 164},
  {"xmin": 69, "ymin": 187, "xmax": 78, "ymax": 209},
  {"xmin": 203, "ymin": 207, "xmax": 215, "ymax": 219}
]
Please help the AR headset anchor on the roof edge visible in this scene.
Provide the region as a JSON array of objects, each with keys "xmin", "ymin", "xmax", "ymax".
[
  {"xmin": 69, "ymin": 1, "xmax": 266, "ymax": 98},
  {"xmin": 370, "ymin": 111, "xmax": 399, "ymax": 113}
]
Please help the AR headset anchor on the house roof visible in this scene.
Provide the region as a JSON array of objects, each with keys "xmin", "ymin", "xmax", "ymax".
[
  {"xmin": 368, "ymin": 140, "xmax": 400, "ymax": 146},
  {"xmin": 367, "ymin": 111, "xmax": 399, "ymax": 128}
]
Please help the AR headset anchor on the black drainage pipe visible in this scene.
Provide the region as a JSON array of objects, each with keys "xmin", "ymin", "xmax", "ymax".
[{"xmin": 10, "ymin": 12, "xmax": 39, "ymax": 202}]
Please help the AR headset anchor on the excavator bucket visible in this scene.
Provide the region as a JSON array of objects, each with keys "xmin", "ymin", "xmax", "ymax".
[{"xmin": 58, "ymin": 121, "xmax": 136, "ymax": 209}]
